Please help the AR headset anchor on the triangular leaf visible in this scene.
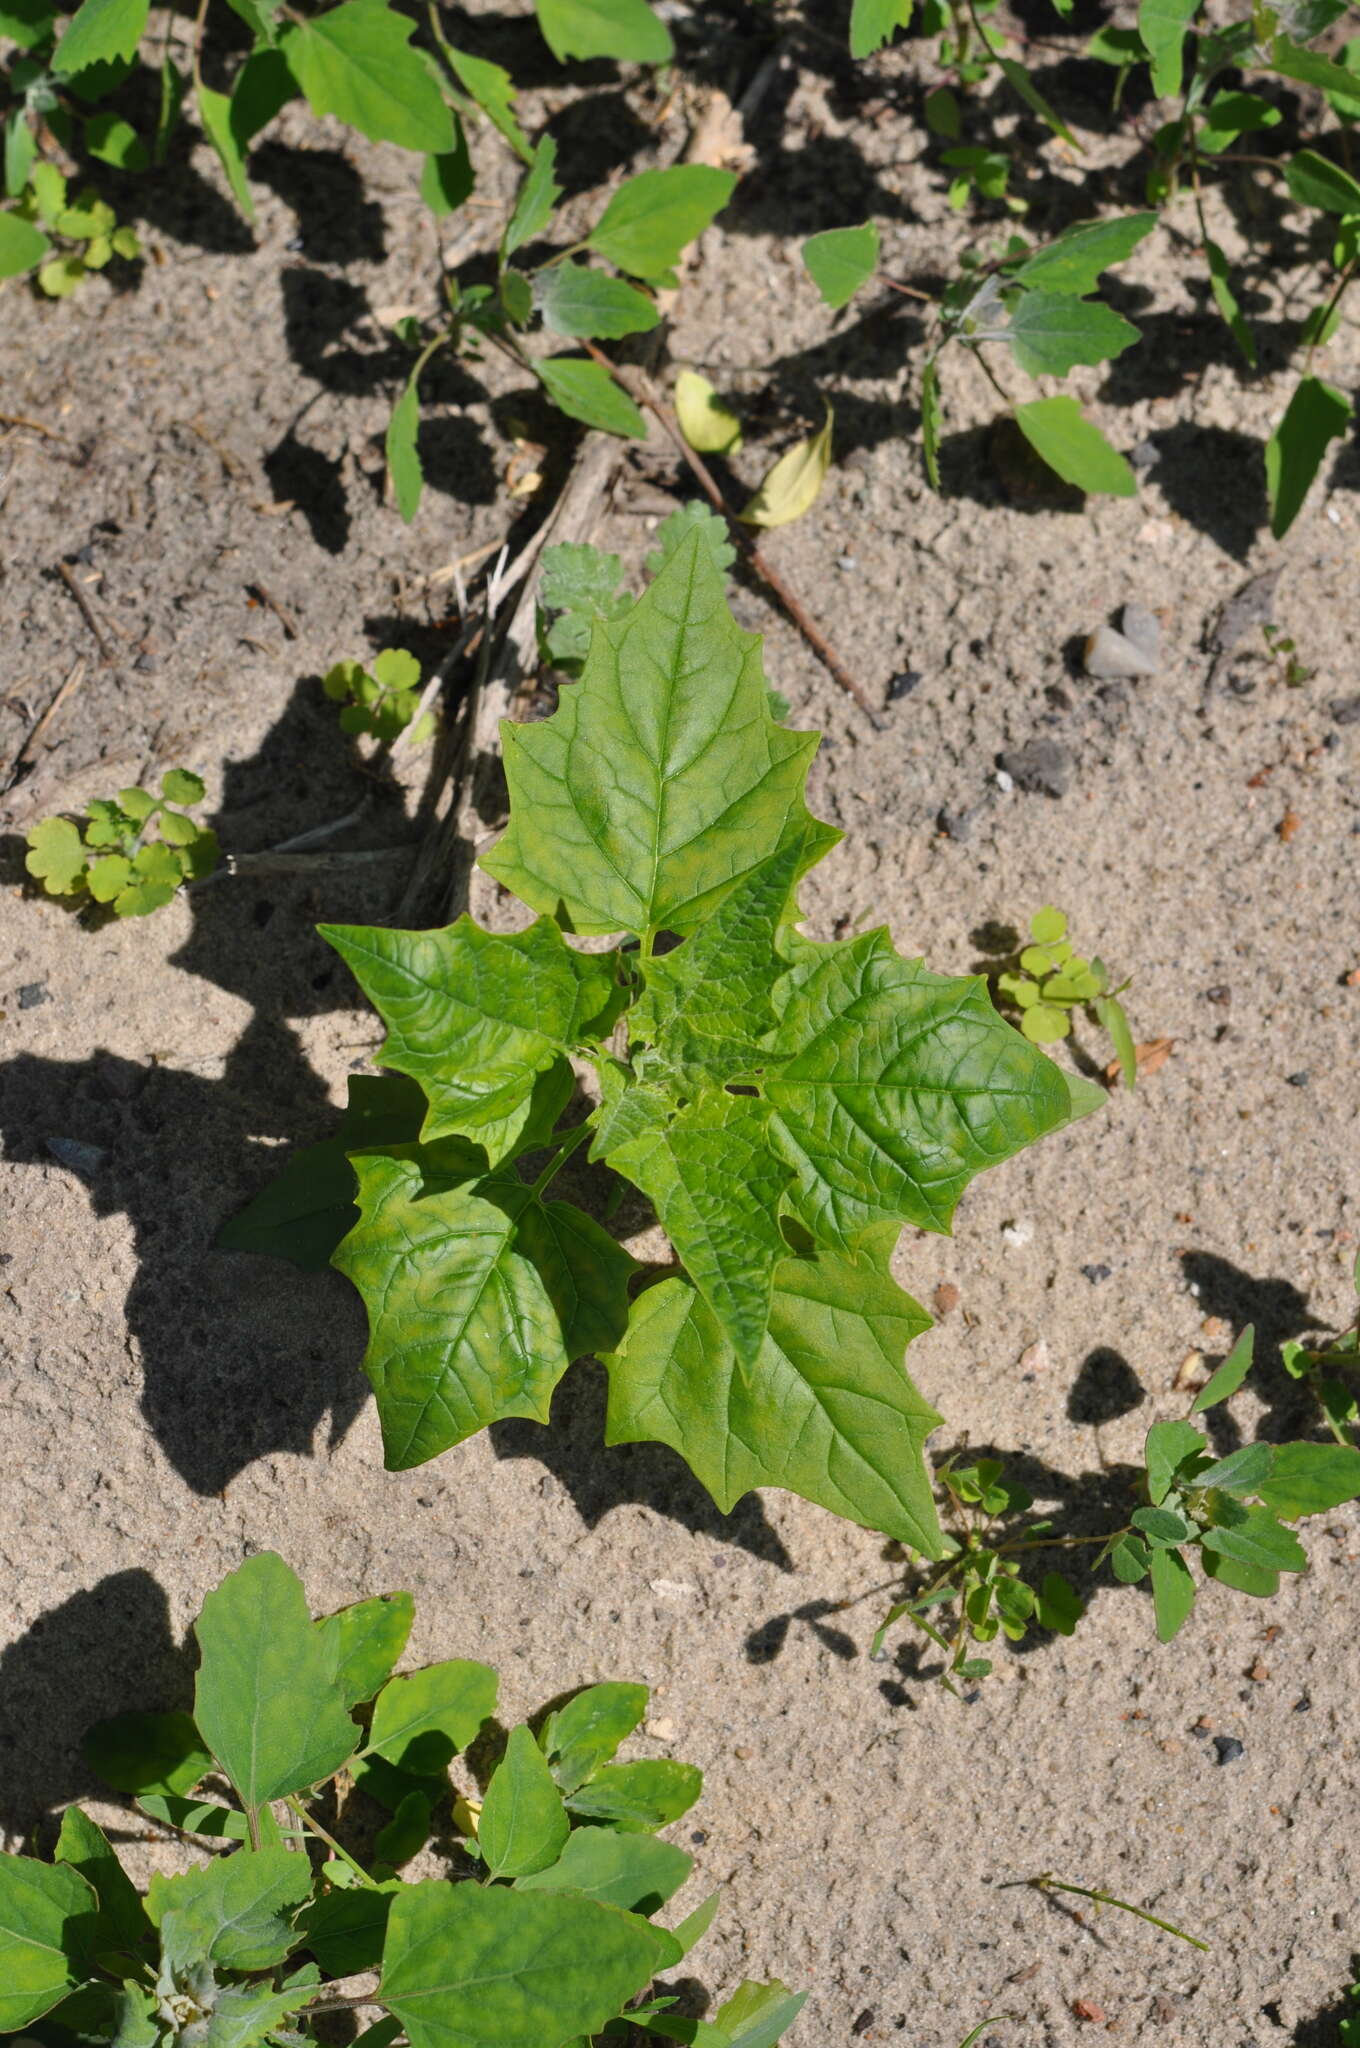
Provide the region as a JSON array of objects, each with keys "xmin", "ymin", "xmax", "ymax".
[
  {"xmin": 315, "ymin": 1589, "xmax": 415, "ymax": 1706},
  {"xmin": 479, "ymin": 1725, "xmax": 571, "ymax": 1878},
  {"xmin": 367, "ymin": 1657, "xmax": 498, "ymax": 1774},
  {"xmin": 0, "ymin": 1857, "xmax": 95, "ymax": 2031},
  {"xmin": 152, "ymin": 1845, "xmax": 311, "ymax": 1973},
  {"xmin": 535, "ymin": 0, "xmax": 672, "ymax": 64},
  {"xmin": 517, "ymin": 1828, "xmax": 691, "ymax": 1912},
  {"xmin": 281, "ymin": 2, "xmax": 455, "ymax": 152}
]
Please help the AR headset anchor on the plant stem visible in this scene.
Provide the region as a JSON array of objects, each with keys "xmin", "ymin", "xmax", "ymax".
[
  {"xmin": 1014, "ymin": 1872, "xmax": 1209, "ymax": 1952},
  {"xmin": 531, "ymin": 1121, "xmax": 591, "ymax": 1195},
  {"xmin": 1305, "ymin": 253, "xmax": 1359, "ymax": 374},
  {"xmin": 286, "ymin": 1796, "xmax": 380, "ymax": 1889}
]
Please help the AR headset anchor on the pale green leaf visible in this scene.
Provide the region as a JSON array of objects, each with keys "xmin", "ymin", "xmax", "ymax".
[
  {"xmin": 194, "ymin": 1973, "xmax": 320, "ymax": 2048},
  {"xmin": 482, "ymin": 532, "xmax": 838, "ymax": 937},
  {"xmin": 536, "ymin": 260, "xmax": 659, "ymax": 339},
  {"xmin": 540, "ymin": 1681, "xmax": 648, "ymax": 1793},
  {"xmin": 588, "ymin": 165, "xmax": 736, "ymax": 279},
  {"xmin": 741, "ymin": 406, "xmax": 833, "ymax": 528},
  {"xmin": 480, "ymin": 1726, "xmax": 571, "ymax": 1878},
  {"xmin": 1144, "ymin": 1417, "xmax": 1206, "ymax": 1503},
  {"xmin": 674, "ymin": 368, "xmax": 742, "ymax": 453},
  {"xmin": 1012, "ymin": 396, "xmax": 1136, "ymax": 496},
  {"xmin": 764, "ymin": 928, "xmax": 1072, "ymax": 1244},
  {"xmin": 1148, "ymin": 1543, "xmax": 1196, "ymax": 1641},
  {"xmin": 1266, "ymin": 375, "xmax": 1351, "ymax": 539},
  {"xmin": 152, "ymin": 1846, "xmax": 311, "ymax": 1972},
  {"xmin": 803, "ymin": 222, "xmax": 879, "ymax": 308},
  {"xmin": 194, "ymin": 1551, "xmax": 359, "ymax": 1810},
  {"xmin": 1269, "ymin": 31, "xmax": 1360, "ymax": 97},
  {"xmin": 198, "ymin": 84, "xmax": 255, "ymax": 220},
  {"xmin": 282, "ymin": 2, "xmax": 454, "ymax": 153},
  {"xmin": 849, "ymin": 0, "xmax": 912, "ymax": 58},
  {"xmin": 644, "ymin": 500, "xmax": 736, "ymax": 578},
  {"xmin": 367, "ymin": 1658, "xmax": 498, "ymax": 1773},
  {"xmin": 379, "ymin": 1882, "xmax": 681, "ymax": 2048},
  {"xmin": 1256, "ymin": 1441, "xmax": 1360, "ymax": 1518},
  {"xmin": 605, "ymin": 1241, "xmax": 944, "ymax": 1550},
  {"xmin": 332, "ymin": 1154, "xmax": 573, "ymax": 1468},
  {"xmin": 713, "ymin": 1980, "xmax": 809, "ymax": 2048},
  {"xmin": 1191, "ymin": 1324, "xmax": 1254, "ymax": 1413},
  {"xmin": 387, "ymin": 368, "xmax": 424, "ymax": 523},
  {"xmin": 1285, "ymin": 147, "xmax": 1360, "ymax": 216},
  {"xmin": 1138, "ymin": 0, "xmax": 1199, "ymax": 97},
  {"xmin": 1012, "ymin": 213, "xmax": 1157, "ymax": 294},
  {"xmin": 565, "ymin": 1756, "xmax": 701, "ymax": 1829},
  {"xmin": 316, "ymin": 1590, "xmax": 415, "ymax": 1706},
  {"xmin": 443, "ymin": 45, "xmax": 530, "ymax": 163},
  {"xmin": 24, "ymin": 814, "xmax": 86, "ymax": 891},
  {"xmin": 601, "ymin": 1086, "xmax": 792, "ymax": 1364},
  {"xmin": 1004, "ymin": 291, "xmax": 1139, "ymax": 377},
  {"xmin": 505, "ymin": 135, "xmax": 560, "ymax": 255},
  {"xmin": 322, "ymin": 916, "xmax": 618, "ymax": 1159},
  {"xmin": 52, "ymin": 0, "xmax": 147, "ymax": 75},
  {"xmin": 535, "ymin": 0, "xmax": 672, "ymax": 64},
  {"xmin": 0, "ymin": 1856, "xmax": 94, "ymax": 2031},
  {"xmin": 517, "ymin": 1828, "xmax": 691, "ymax": 1911},
  {"xmin": 1200, "ymin": 1509, "xmax": 1307, "ymax": 1573}
]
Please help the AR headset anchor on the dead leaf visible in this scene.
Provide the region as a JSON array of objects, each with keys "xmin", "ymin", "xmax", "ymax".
[
  {"xmin": 742, "ymin": 405, "xmax": 834, "ymax": 528},
  {"xmin": 932, "ymin": 1281, "xmax": 961, "ymax": 1318},
  {"xmin": 1007, "ymin": 1961, "xmax": 1042, "ymax": 1986},
  {"xmin": 686, "ymin": 88, "xmax": 756, "ymax": 173},
  {"xmin": 1345, "ymin": 966, "xmax": 1360, "ymax": 987},
  {"xmin": 1106, "ymin": 1036, "xmax": 1174, "ymax": 1083},
  {"xmin": 1072, "ymin": 1999, "xmax": 1108, "ymax": 2024},
  {"xmin": 1278, "ymin": 808, "xmax": 1301, "ymax": 843},
  {"xmin": 1172, "ymin": 1349, "xmax": 1204, "ymax": 1392}
]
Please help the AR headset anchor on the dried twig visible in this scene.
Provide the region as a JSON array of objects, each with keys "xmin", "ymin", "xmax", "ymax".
[
  {"xmin": 56, "ymin": 561, "xmax": 114, "ymax": 663},
  {"xmin": 0, "ymin": 411, "xmax": 64, "ymax": 440},
  {"xmin": 250, "ymin": 582, "xmax": 299, "ymax": 640},
  {"xmin": 0, "ymin": 658, "xmax": 87, "ymax": 796}
]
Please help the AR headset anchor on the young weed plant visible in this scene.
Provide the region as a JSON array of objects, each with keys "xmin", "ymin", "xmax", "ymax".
[
  {"xmin": 24, "ymin": 768, "xmax": 218, "ymax": 917},
  {"xmin": 223, "ymin": 531, "xmax": 1097, "ymax": 1548},
  {"xmin": 993, "ymin": 906, "xmax": 1136, "ymax": 1089},
  {"xmin": 874, "ymin": 1309, "xmax": 1360, "ymax": 1691},
  {"xmin": 1, "ymin": 1550, "xmax": 804, "ymax": 2048}
]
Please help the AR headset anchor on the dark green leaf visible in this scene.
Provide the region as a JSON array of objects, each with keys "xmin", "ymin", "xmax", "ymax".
[
  {"xmin": 316, "ymin": 1589, "xmax": 415, "ymax": 1706},
  {"xmin": 1004, "ymin": 291, "xmax": 1139, "ymax": 377},
  {"xmin": 565, "ymin": 1758, "xmax": 702, "ymax": 1830},
  {"xmin": 587, "ymin": 166, "xmax": 736, "ymax": 278},
  {"xmin": 366, "ymin": 1657, "xmax": 498, "ymax": 1774},
  {"xmin": 1200, "ymin": 1509, "xmax": 1308, "ymax": 1573},
  {"xmin": 84, "ymin": 110, "xmax": 147, "ymax": 169},
  {"xmin": 1285, "ymin": 147, "xmax": 1360, "ymax": 216},
  {"xmin": 541, "ymin": 1681, "xmax": 649, "ymax": 1793},
  {"xmin": 1200, "ymin": 1545, "xmax": 1279, "ymax": 1598},
  {"xmin": 1256, "ymin": 1441, "xmax": 1360, "ymax": 1518},
  {"xmin": 1148, "ymin": 1544, "xmax": 1196, "ymax": 1642},
  {"xmin": 535, "ymin": 0, "xmax": 672, "ymax": 64},
  {"xmin": 1012, "ymin": 212, "xmax": 1157, "ymax": 294},
  {"xmin": 1144, "ymin": 1418, "xmax": 1206, "ymax": 1504},
  {"xmin": 1270, "ymin": 31, "xmax": 1360, "ymax": 98},
  {"xmin": 1191, "ymin": 1324, "xmax": 1254, "ymax": 1413},
  {"xmin": 55, "ymin": 1806, "xmax": 151, "ymax": 1960},
  {"xmin": 1198, "ymin": 90, "xmax": 1280, "ymax": 151},
  {"xmin": 643, "ymin": 500, "xmax": 735, "ymax": 579},
  {"xmin": 1202, "ymin": 236, "xmax": 1255, "ymax": 368},
  {"xmin": 282, "ymin": 1, "xmax": 455, "ymax": 153},
  {"xmin": 83, "ymin": 1711, "xmax": 211, "ymax": 1798},
  {"xmin": 996, "ymin": 57, "xmax": 1077, "ymax": 145},
  {"xmin": 0, "ymin": 0, "xmax": 58, "ymax": 50},
  {"xmin": 480, "ymin": 1725, "xmax": 571, "ymax": 1877},
  {"xmin": 536, "ymin": 260, "xmax": 660, "ymax": 339},
  {"xmin": 194, "ymin": 1551, "xmax": 359, "ymax": 1810},
  {"xmin": 1131, "ymin": 1504, "xmax": 1193, "ymax": 1546},
  {"xmin": 1012, "ymin": 397, "xmax": 1137, "ymax": 496},
  {"xmin": 299, "ymin": 1880, "xmax": 402, "ymax": 1975},
  {"xmin": 513, "ymin": 1196, "xmax": 638, "ymax": 1362},
  {"xmin": 135, "ymin": 1794, "xmax": 250, "ymax": 1840},
  {"xmin": 1138, "ymin": 0, "xmax": 1199, "ymax": 97},
  {"xmin": 1108, "ymin": 1531, "xmax": 1151, "ymax": 1582},
  {"xmin": 921, "ymin": 356, "xmax": 942, "ymax": 488},
  {"xmin": 536, "ymin": 356, "xmax": 648, "ymax": 437},
  {"xmin": 376, "ymin": 1790, "xmax": 433, "ymax": 1866},
  {"xmin": 1196, "ymin": 1439, "xmax": 1274, "ymax": 1495},
  {"xmin": 803, "ymin": 222, "xmax": 879, "ymax": 309},
  {"xmin": 422, "ymin": 121, "xmax": 474, "ymax": 215},
  {"xmin": 380, "ymin": 1882, "xmax": 681, "ymax": 2048},
  {"xmin": 230, "ymin": 47, "xmax": 297, "ymax": 147}
]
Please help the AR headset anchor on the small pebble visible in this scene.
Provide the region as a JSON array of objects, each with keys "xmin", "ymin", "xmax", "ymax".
[
  {"xmin": 1120, "ymin": 601, "xmax": 1162, "ymax": 663},
  {"xmin": 1205, "ymin": 985, "xmax": 1231, "ymax": 1006},
  {"xmin": 1212, "ymin": 1734, "xmax": 1245, "ymax": 1766},
  {"xmin": 1002, "ymin": 1218, "xmax": 1034, "ymax": 1248},
  {"xmin": 1085, "ymin": 623, "xmax": 1157, "ymax": 678},
  {"xmin": 1248, "ymin": 1663, "xmax": 1269, "ymax": 1683},
  {"xmin": 852, "ymin": 2012, "xmax": 875, "ymax": 2037},
  {"xmin": 645, "ymin": 1716, "xmax": 676, "ymax": 1741},
  {"xmin": 1072, "ymin": 2000, "xmax": 1108, "ymax": 2024},
  {"xmin": 1080, "ymin": 1262, "xmax": 1112, "ymax": 1284},
  {"xmin": 994, "ymin": 768, "xmax": 1014, "ymax": 793},
  {"xmin": 1330, "ymin": 694, "xmax": 1360, "ymax": 726},
  {"xmin": 18, "ymin": 981, "xmax": 49, "ymax": 1010},
  {"xmin": 998, "ymin": 737, "xmax": 1071, "ymax": 798},
  {"xmin": 1286, "ymin": 1070, "xmax": 1310, "ymax": 1087},
  {"xmin": 932, "ymin": 1281, "xmax": 961, "ymax": 1318},
  {"xmin": 1293, "ymin": 1697, "xmax": 1312, "ymax": 1714},
  {"xmin": 45, "ymin": 1137, "xmax": 107, "ymax": 1177},
  {"xmin": 936, "ymin": 805, "xmax": 973, "ymax": 843},
  {"xmin": 837, "ymin": 555, "xmax": 858, "ymax": 572},
  {"xmin": 1019, "ymin": 1339, "xmax": 1051, "ymax": 1375},
  {"xmin": 887, "ymin": 669, "xmax": 922, "ymax": 702}
]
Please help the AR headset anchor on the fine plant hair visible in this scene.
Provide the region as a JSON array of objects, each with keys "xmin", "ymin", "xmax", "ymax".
[{"xmin": 0, "ymin": 1551, "xmax": 804, "ymax": 2047}]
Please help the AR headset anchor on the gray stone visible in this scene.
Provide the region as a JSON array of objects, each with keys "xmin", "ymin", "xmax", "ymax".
[
  {"xmin": 1120, "ymin": 601, "xmax": 1162, "ymax": 664},
  {"xmin": 45, "ymin": 1137, "xmax": 108, "ymax": 1178},
  {"xmin": 999, "ymin": 737, "xmax": 1071, "ymax": 797},
  {"xmin": 1084, "ymin": 623, "xmax": 1157, "ymax": 678}
]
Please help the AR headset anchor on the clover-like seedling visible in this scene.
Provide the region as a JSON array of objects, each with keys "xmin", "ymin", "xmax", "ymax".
[
  {"xmin": 24, "ymin": 769, "xmax": 218, "ymax": 918},
  {"xmin": 12, "ymin": 163, "xmax": 140, "ymax": 297},
  {"xmin": 875, "ymin": 1318, "xmax": 1360, "ymax": 1680},
  {"xmin": 996, "ymin": 905, "xmax": 1137, "ymax": 1088},
  {"xmin": 322, "ymin": 647, "xmax": 433, "ymax": 746},
  {"xmin": 0, "ymin": 1551, "xmax": 805, "ymax": 2048},
  {"xmin": 224, "ymin": 533, "xmax": 1091, "ymax": 1546}
]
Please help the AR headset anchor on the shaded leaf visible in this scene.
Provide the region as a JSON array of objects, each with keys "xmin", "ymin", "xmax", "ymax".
[
  {"xmin": 535, "ymin": 0, "xmax": 671, "ymax": 63},
  {"xmin": 1013, "ymin": 396, "xmax": 1136, "ymax": 496},
  {"xmin": 387, "ymin": 368, "xmax": 424, "ymax": 523},
  {"xmin": 742, "ymin": 406, "xmax": 833, "ymax": 528},
  {"xmin": 1266, "ymin": 375, "xmax": 1351, "ymax": 539},
  {"xmin": 537, "ymin": 356, "xmax": 648, "ymax": 437},
  {"xmin": 368, "ymin": 1658, "xmax": 498, "ymax": 1774},
  {"xmin": 84, "ymin": 1711, "xmax": 211, "ymax": 1798}
]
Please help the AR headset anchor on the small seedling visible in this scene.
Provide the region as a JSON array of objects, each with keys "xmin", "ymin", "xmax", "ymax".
[
  {"xmin": 536, "ymin": 502, "xmax": 734, "ymax": 677},
  {"xmin": 24, "ymin": 769, "xmax": 218, "ymax": 917},
  {"xmin": 322, "ymin": 647, "xmax": 433, "ymax": 746},
  {"xmin": 1006, "ymin": 1872, "xmax": 1207, "ymax": 1951},
  {"xmin": 1261, "ymin": 621, "xmax": 1314, "ymax": 688},
  {"xmin": 995, "ymin": 907, "xmax": 1136, "ymax": 1089},
  {"xmin": 0, "ymin": 1551, "xmax": 804, "ymax": 2047},
  {"xmin": 1281, "ymin": 1249, "xmax": 1360, "ymax": 1447},
  {"xmin": 5, "ymin": 163, "xmax": 139, "ymax": 296},
  {"xmin": 875, "ymin": 1320, "xmax": 1360, "ymax": 1686},
  {"xmin": 224, "ymin": 534, "xmax": 1096, "ymax": 1545}
]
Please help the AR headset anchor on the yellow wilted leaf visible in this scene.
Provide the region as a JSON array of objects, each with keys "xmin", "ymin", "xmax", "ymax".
[
  {"xmin": 741, "ymin": 406, "xmax": 833, "ymax": 528},
  {"xmin": 674, "ymin": 368, "xmax": 742, "ymax": 454}
]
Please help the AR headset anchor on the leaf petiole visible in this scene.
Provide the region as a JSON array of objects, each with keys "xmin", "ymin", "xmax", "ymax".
[{"xmin": 286, "ymin": 1794, "xmax": 381, "ymax": 1889}]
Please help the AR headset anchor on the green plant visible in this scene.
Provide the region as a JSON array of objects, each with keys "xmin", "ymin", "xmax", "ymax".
[
  {"xmin": 223, "ymin": 533, "xmax": 1095, "ymax": 1543},
  {"xmin": 874, "ymin": 1321, "xmax": 1360, "ymax": 1689},
  {"xmin": 1, "ymin": 1550, "xmax": 804, "ymax": 2048},
  {"xmin": 1261, "ymin": 620, "xmax": 1315, "ymax": 687},
  {"xmin": 322, "ymin": 648, "xmax": 434, "ymax": 746},
  {"xmin": 24, "ymin": 768, "xmax": 218, "ymax": 917},
  {"xmin": 1281, "ymin": 1248, "xmax": 1360, "ymax": 1446},
  {"xmin": 2, "ymin": 160, "xmax": 137, "ymax": 293},
  {"xmin": 994, "ymin": 906, "xmax": 1136, "ymax": 1089},
  {"xmin": 1341, "ymin": 1964, "xmax": 1360, "ymax": 2047},
  {"xmin": 800, "ymin": 2, "xmax": 1360, "ymax": 525}
]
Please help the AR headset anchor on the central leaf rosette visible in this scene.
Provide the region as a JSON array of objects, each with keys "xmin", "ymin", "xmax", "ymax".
[{"xmin": 309, "ymin": 534, "xmax": 1082, "ymax": 1548}]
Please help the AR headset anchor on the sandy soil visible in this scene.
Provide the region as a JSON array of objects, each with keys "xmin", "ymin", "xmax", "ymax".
[{"xmin": 2, "ymin": 5, "xmax": 1359, "ymax": 2043}]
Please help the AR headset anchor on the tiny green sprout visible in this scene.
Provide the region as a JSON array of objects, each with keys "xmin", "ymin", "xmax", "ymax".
[
  {"xmin": 1261, "ymin": 621, "xmax": 1315, "ymax": 687},
  {"xmin": 13, "ymin": 163, "xmax": 140, "ymax": 297},
  {"xmin": 1280, "ymin": 1252, "xmax": 1360, "ymax": 1447},
  {"xmin": 322, "ymin": 648, "xmax": 433, "ymax": 745},
  {"xmin": 995, "ymin": 905, "xmax": 1137, "ymax": 1089},
  {"xmin": 24, "ymin": 770, "xmax": 217, "ymax": 918},
  {"xmin": 1007, "ymin": 1873, "xmax": 1208, "ymax": 1951},
  {"xmin": 1341, "ymin": 1966, "xmax": 1360, "ymax": 2048}
]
